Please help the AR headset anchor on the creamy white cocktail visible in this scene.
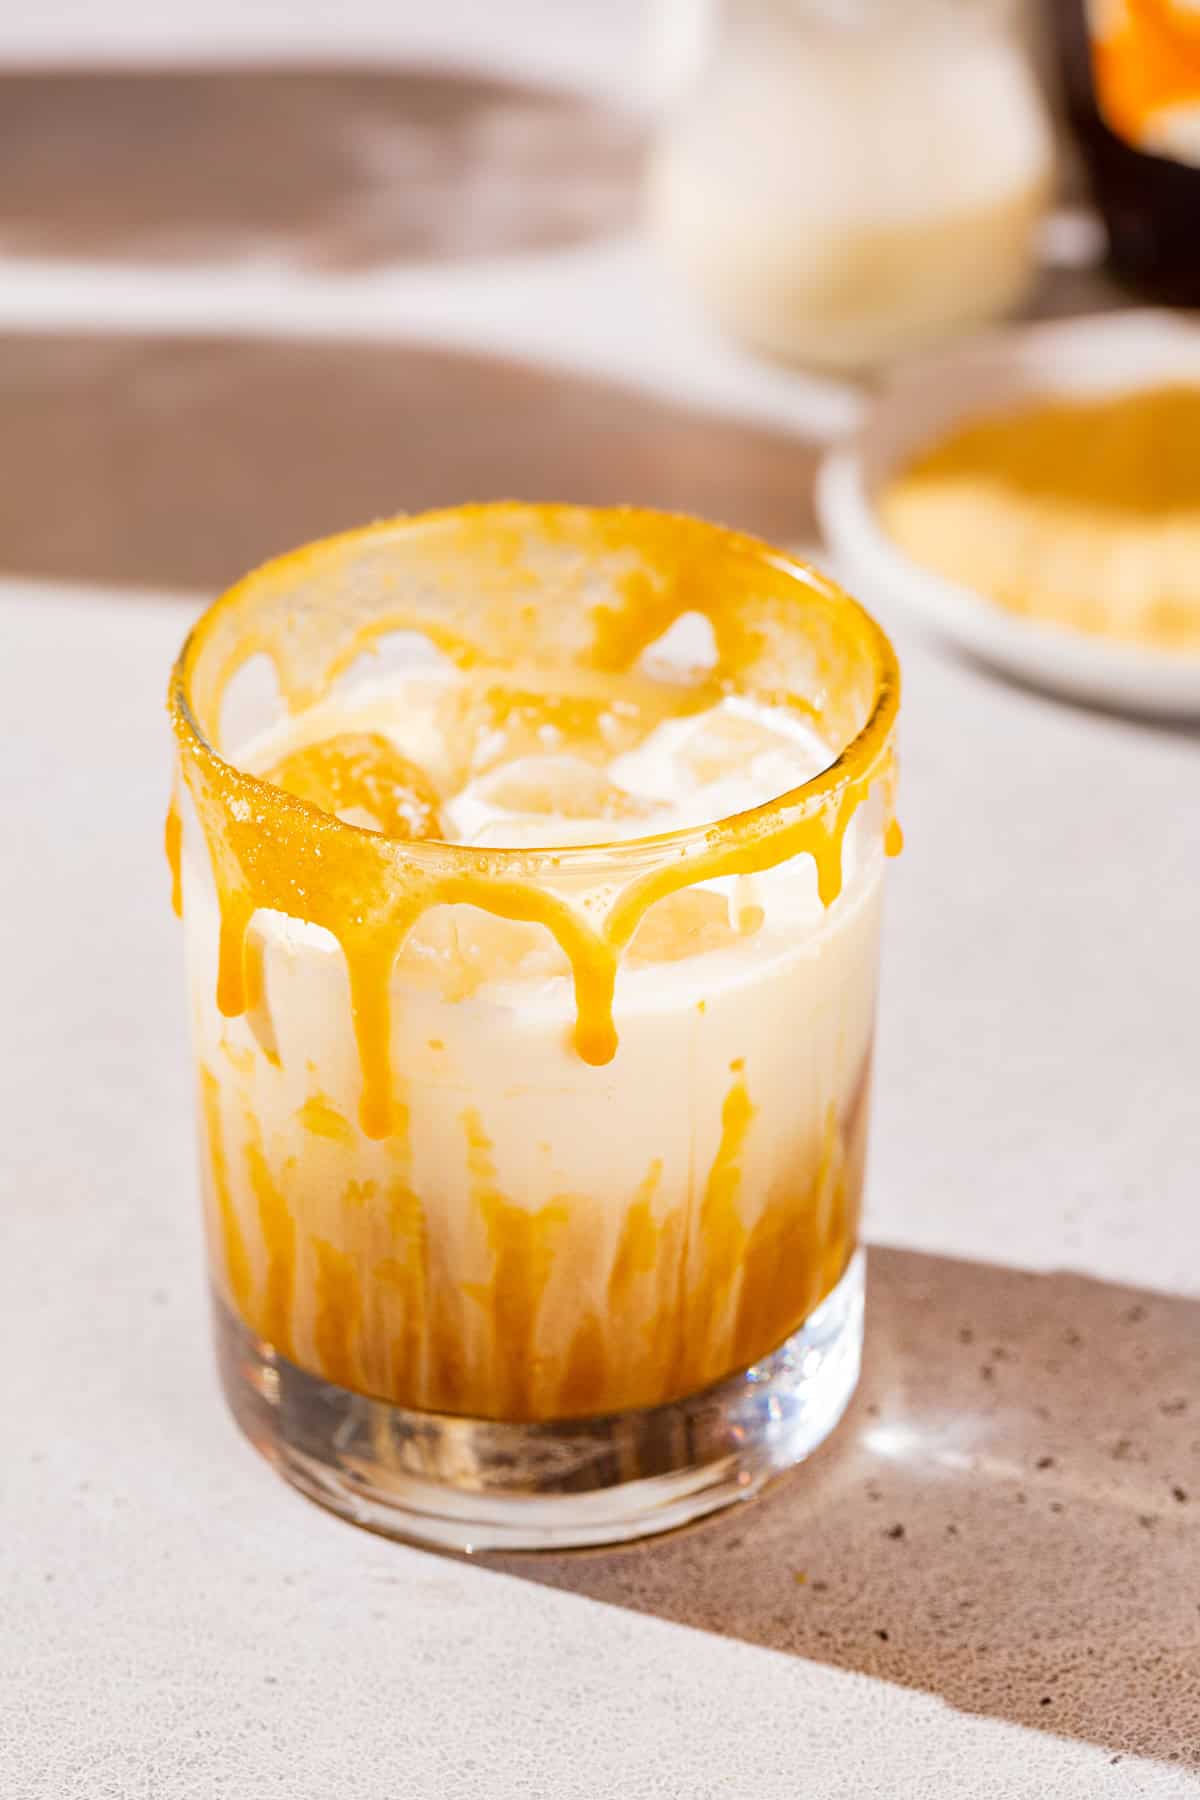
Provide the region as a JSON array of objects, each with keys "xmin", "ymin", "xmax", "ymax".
[{"xmin": 168, "ymin": 506, "xmax": 899, "ymax": 1546}]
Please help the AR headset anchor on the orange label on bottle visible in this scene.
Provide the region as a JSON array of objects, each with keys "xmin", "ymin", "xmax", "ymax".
[{"xmin": 1089, "ymin": 0, "xmax": 1200, "ymax": 165}]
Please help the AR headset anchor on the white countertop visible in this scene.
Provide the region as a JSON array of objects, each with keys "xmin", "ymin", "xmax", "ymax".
[
  {"xmin": 8, "ymin": 568, "xmax": 1199, "ymax": 1798},
  {"xmin": 4, "ymin": 7, "xmax": 1200, "ymax": 1795}
]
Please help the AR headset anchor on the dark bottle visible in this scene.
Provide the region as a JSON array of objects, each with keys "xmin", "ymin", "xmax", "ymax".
[{"xmin": 1052, "ymin": 0, "xmax": 1200, "ymax": 305}]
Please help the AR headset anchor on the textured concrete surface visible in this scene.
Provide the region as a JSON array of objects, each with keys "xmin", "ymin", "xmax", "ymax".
[
  {"xmin": 3, "ymin": 7, "xmax": 1200, "ymax": 1793},
  {"xmin": 5, "ymin": 584, "xmax": 1198, "ymax": 1798},
  {"xmin": 0, "ymin": 69, "xmax": 643, "ymax": 270},
  {"xmin": 0, "ymin": 332, "xmax": 820, "ymax": 594},
  {"xmin": 497, "ymin": 1249, "xmax": 1200, "ymax": 1763}
]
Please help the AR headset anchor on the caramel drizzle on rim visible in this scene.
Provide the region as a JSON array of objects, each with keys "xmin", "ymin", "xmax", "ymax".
[{"xmin": 168, "ymin": 506, "xmax": 900, "ymax": 1139}]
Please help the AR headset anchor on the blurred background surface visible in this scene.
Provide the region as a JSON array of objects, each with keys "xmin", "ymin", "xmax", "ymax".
[
  {"xmin": 5, "ymin": 5, "xmax": 1200, "ymax": 1795},
  {"xmin": 0, "ymin": 0, "xmax": 1196, "ymax": 603}
]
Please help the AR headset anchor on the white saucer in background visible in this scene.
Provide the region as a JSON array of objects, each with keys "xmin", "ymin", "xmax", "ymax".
[{"xmin": 816, "ymin": 310, "xmax": 1200, "ymax": 717}]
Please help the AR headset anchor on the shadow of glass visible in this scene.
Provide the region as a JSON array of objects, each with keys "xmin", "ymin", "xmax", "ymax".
[
  {"xmin": 0, "ymin": 332, "xmax": 820, "ymax": 593},
  {"xmin": 0, "ymin": 68, "xmax": 644, "ymax": 269},
  {"xmin": 490, "ymin": 1244, "xmax": 1200, "ymax": 1768}
]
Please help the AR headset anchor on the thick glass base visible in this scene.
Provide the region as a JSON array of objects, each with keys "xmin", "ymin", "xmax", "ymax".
[{"xmin": 214, "ymin": 1249, "xmax": 864, "ymax": 1552}]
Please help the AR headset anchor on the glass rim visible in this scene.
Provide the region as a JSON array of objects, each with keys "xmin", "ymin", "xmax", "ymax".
[{"xmin": 168, "ymin": 503, "xmax": 900, "ymax": 876}]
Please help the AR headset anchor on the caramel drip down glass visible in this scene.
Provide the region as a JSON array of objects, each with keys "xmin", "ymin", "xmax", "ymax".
[{"xmin": 168, "ymin": 504, "xmax": 900, "ymax": 1550}]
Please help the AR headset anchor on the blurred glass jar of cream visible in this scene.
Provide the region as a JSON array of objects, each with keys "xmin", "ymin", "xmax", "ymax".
[{"xmin": 646, "ymin": 0, "xmax": 1055, "ymax": 372}]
